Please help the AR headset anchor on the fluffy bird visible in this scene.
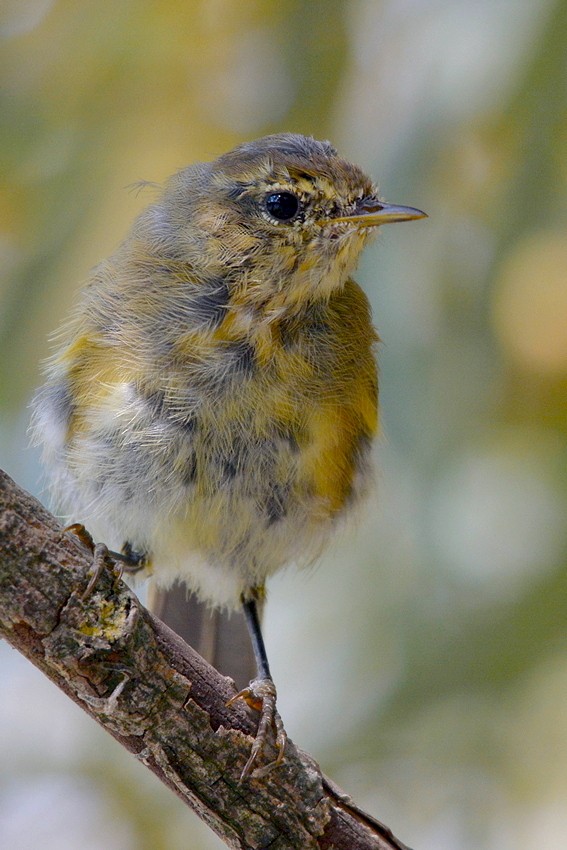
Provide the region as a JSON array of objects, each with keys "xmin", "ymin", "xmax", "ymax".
[{"xmin": 32, "ymin": 133, "xmax": 425, "ymax": 778}]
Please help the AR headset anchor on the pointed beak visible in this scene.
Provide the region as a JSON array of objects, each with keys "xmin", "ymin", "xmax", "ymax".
[{"xmin": 320, "ymin": 198, "xmax": 427, "ymax": 228}]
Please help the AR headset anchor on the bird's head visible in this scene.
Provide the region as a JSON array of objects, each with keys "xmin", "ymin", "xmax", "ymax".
[{"xmin": 141, "ymin": 134, "xmax": 426, "ymax": 315}]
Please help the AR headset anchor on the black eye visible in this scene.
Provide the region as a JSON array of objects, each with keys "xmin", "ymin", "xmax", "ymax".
[{"xmin": 265, "ymin": 191, "xmax": 300, "ymax": 222}]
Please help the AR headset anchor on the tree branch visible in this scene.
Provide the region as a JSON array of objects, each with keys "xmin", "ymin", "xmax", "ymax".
[{"xmin": 0, "ymin": 469, "xmax": 411, "ymax": 850}]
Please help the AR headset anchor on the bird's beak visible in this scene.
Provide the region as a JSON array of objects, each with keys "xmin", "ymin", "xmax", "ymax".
[{"xmin": 320, "ymin": 198, "xmax": 427, "ymax": 228}]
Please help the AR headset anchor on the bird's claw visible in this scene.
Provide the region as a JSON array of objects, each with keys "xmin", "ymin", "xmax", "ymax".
[
  {"xmin": 227, "ymin": 677, "xmax": 287, "ymax": 780},
  {"xmin": 64, "ymin": 522, "xmax": 96, "ymax": 553},
  {"xmin": 64, "ymin": 524, "xmax": 121, "ymax": 598}
]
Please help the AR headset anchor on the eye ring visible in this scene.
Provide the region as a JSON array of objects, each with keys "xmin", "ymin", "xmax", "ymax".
[{"xmin": 264, "ymin": 191, "xmax": 300, "ymax": 222}]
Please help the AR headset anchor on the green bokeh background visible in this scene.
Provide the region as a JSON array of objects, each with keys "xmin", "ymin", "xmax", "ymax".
[{"xmin": 1, "ymin": 2, "xmax": 566, "ymax": 849}]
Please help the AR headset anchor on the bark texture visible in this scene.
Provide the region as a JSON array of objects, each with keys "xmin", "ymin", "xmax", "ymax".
[{"xmin": 0, "ymin": 469, "xmax": 411, "ymax": 850}]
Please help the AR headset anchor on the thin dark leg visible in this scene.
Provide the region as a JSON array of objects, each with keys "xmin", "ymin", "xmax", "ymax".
[
  {"xmin": 226, "ymin": 591, "xmax": 287, "ymax": 779},
  {"xmin": 242, "ymin": 596, "xmax": 271, "ymax": 680},
  {"xmin": 111, "ymin": 541, "xmax": 147, "ymax": 574}
]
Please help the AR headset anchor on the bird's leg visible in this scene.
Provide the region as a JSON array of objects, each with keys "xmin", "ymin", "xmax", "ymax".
[
  {"xmin": 114, "ymin": 541, "xmax": 149, "ymax": 575},
  {"xmin": 226, "ymin": 590, "xmax": 287, "ymax": 780},
  {"xmin": 64, "ymin": 524, "xmax": 147, "ymax": 598}
]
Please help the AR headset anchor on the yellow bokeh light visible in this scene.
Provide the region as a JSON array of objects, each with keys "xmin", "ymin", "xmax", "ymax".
[{"xmin": 492, "ymin": 231, "xmax": 567, "ymax": 374}]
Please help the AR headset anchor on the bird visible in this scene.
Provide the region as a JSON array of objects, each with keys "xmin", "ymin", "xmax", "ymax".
[{"xmin": 31, "ymin": 133, "xmax": 426, "ymax": 779}]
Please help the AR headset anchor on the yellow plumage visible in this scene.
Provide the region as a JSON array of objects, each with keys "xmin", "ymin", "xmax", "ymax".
[{"xmin": 32, "ymin": 133, "xmax": 425, "ymax": 777}]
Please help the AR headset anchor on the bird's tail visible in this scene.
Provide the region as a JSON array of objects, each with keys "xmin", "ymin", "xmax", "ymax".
[{"xmin": 148, "ymin": 581, "xmax": 257, "ymax": 688}]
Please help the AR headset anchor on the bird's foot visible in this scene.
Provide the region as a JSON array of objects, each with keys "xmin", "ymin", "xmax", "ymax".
[
  {"xmin": 64, "ymin": 524, "xmax": 117, "ymax": 597},
  {"xmin": 64, "ymin": 524, "xmax": 117, "ymax": 598},
  {"xmin": 64, "ymin": 524, "xmax": 146, "ymax": 598},
  {"xmin": 227, "ymin": 676, "xmax": 287, "ymax": 781}
]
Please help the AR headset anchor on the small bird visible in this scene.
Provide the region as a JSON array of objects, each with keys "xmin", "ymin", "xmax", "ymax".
[{"xmin": 32, "ymin": 133, "xmax": 426, "ymax": 778}]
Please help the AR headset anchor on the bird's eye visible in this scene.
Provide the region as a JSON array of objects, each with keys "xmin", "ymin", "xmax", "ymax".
[{"xmin": 265, "ymin": 191, "xmax": 300, "ymax": 222}]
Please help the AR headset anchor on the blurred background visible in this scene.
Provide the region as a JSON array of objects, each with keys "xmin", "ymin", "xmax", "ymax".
[{"xmin": 1, "ymin": 1, "xmax": 566, "ymax": 848}]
